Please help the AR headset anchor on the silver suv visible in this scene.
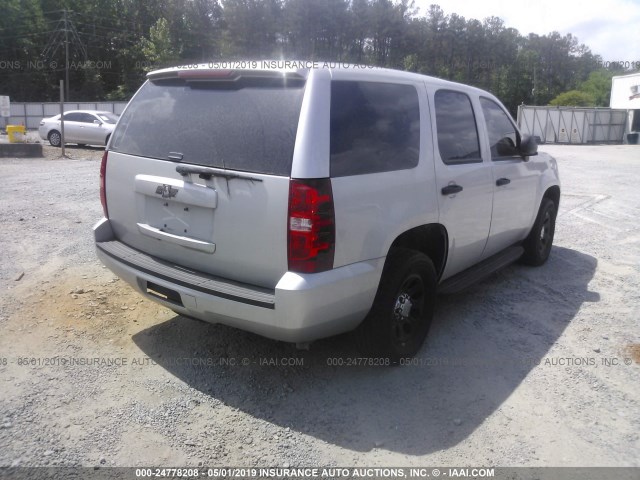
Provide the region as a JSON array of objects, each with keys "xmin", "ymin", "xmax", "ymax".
[{"xmin": 94, "ymin": 64, "xmax": 560, "ymax": 360}]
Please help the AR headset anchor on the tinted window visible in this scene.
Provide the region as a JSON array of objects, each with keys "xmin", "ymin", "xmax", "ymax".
[
  {"xmin": 110, "ymin": 78, "xmax": 305, "ymax": 176},
  {"xmin": 63, "ymin": 112, "xmax": 83, "ymax": 122},
  {"xmin": 480, "ymin": 97, "xmax": 519, "ymax": 159},
  {"xmin": 79, "ymin": 113, "xmax": 98, "ymax": 124},
  {"xmin": 434, "ymin": 90, "xmax": 481, "ymax": 164},
  {"xmin": 330, "ymin": 81, "xmax": 420, "ymax": 177}
]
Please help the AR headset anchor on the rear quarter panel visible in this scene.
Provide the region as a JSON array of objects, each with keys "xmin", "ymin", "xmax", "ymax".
[{"xmin": 327, "ymin": 71, "xmax": 439, "ymax": 267}]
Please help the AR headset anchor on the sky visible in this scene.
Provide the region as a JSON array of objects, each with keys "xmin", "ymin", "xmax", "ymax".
[{"xmin": 413, "ymin": 0, "xmax": 640, "ymax": 64}]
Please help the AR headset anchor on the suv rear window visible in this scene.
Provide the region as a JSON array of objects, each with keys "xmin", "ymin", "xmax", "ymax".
[
  {"xmin": 110, "ymin": 78, "xmax": 305, "ymax": 176},
  {"xmin": 330, "ymin": 81, "xmax": 420, "ymax": 177}
]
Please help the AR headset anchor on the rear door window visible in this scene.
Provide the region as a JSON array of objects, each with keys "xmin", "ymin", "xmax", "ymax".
[
  {"xmin": 110, "ymin": 78, "xmax": 305, "ymax": 176},
  {"xmin": 330, "ymin": 81, "xmax": 420, "ymax": 177},
  {"xmin": 434, "ymin": 90, "xmax": 481, "ymax": 165},
  {"xmin": 63, "ymin": 112, "xmax": 83, "ymax": 122},
  {"xmin": 79, "ymin": 113, "xmax": 98, "ymax": 124}
]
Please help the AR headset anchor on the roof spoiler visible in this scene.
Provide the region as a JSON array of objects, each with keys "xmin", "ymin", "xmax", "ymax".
[{"xmin": 147, "ymin": 67, "xmax": 306, "ymax": 82}]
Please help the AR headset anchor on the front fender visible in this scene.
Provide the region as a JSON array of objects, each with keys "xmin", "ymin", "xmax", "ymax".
[{"xmin": 537, "ymin": 152, "xmax": 561, "ymax": 207}]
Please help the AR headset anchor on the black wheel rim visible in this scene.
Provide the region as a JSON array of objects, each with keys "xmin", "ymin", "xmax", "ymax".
[
  {"xmin": 391, "ymin": 273, "xmax": 425, "ymax": 348},
  {"xmin": 538, "ymin": 211, "xmax": 552, "ymax": 255}
]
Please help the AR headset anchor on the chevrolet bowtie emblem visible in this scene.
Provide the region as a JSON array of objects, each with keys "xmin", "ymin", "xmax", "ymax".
[{"xmin": 156, "ymin": 184, "xmax": 179, "ymax": 198}]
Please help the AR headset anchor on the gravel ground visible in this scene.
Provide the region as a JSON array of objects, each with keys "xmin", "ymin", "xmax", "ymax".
[{"xmin": 0, "ymin": 144, "xmax": 638, "ymax": 469}]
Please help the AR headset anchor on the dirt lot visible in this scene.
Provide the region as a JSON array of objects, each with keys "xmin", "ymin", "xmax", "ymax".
[{"xmin": 0, "ymin": 144, "xmax": 638, "ymax": 468}]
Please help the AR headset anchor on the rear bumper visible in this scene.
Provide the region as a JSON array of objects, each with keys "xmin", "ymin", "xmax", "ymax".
[{"xmin": 94, "ymin": 218, "xmax": 383, "ymax": 342}]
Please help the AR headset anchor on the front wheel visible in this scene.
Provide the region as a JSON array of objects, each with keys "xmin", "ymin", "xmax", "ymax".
[
  {"xmin": 48, "ymin": 130, "xmax": 62, "ymax": 147},
  {"xmin": 355, "ymin": 248, "xmax": 437, "ymax": 362},
  {"xmin": 521, "ymin": 198, "xmax": 557, "ymax": 266}
]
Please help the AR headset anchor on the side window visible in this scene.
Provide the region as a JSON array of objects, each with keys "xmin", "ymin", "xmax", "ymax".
[
  {"xmin": 434, "ymin": 90, "xmax": 481, "ymax": 165},
  {"xmin": 480, "ymin": 97, "xmax": 519, "ymax": 159},
  {"xmin": 80, "ymin": 113, "xmax": 99, "ymax": 124},
  {"xmin": 330, "ymin": 81, "xmax": 420, "ymax": 177},
  {"xmin": 63, "ymin": 112, "xmax": 83, "ymax": 122}
]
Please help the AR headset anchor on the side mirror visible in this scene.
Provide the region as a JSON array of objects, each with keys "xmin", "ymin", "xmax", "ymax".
[
  {"xmin": 519, "ymin": 134, "xmax": 538, "ymax": 159},
  {"xmin": 496, "ymin": 137, "xmax": 518, "ymax": 156},
  {"xmin": 94, "ymin": 119, "xmax": 102, "ymax": 126}
]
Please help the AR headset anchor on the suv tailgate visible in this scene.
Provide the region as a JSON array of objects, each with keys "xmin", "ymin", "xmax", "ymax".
[{"xmin": 105, "ymin": 72, "xmax": 305, "ymax": 289}]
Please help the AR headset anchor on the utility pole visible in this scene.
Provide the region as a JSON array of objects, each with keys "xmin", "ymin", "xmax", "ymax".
[
  {"xmin": 60, "ymin": 80, "xmax": 66, "ymax": 158},
  {"xmin": 532, "ymin": 65, "xmax": 537, "ymax": 106},
  {"xmin": 64, "ymin": 9, "xmax": 69, "ymax": 101},
  {"xmin": 41, "ymin": 10, "xmax": 86, "ymax": 103}
]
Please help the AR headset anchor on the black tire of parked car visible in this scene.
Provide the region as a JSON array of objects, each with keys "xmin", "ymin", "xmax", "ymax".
[
  {"xmin": 355, "ymin": 248, "xmax": 437, "ymax": 362},
  {"xmin": 520, "ymin": 198, "xmax": 557, "ymax": 266},
  {"xmin": 48, "ymin": 130, "xmax": 62, "ymax": 147}
]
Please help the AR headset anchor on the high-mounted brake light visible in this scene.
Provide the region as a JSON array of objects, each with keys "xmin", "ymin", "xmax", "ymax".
[
  {"xmin": 288, "ymin": 179, "xmax": 335, "ymax": 274},
  {"xmin": 100, "ymin": 150, "xmax": 109, "ymax": 218},
  {"xmin": 176, "ymin": 70, "xmax": 235, "ymax": 79}
]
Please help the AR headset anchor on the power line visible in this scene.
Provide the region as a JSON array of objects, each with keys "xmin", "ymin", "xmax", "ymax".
[
  {"xmin": 69, "ymin": 10, "xmax": 159, "ymax": 31},
  {"xmin": 0, "ymin": 30, "xmax": 59, "ymax": 40},
  {"xmin": 75, "ymin": 31, "xmax": 140, "ymax": 46},
  {"xmin": 1, "ymin": 17, "xmax": 63, "ymax": 35},
  {"xmin": 72, "ymin": 21, "xmax": 142, "ymax": 39},
  {"xmin": 40, "ymin": 9, "xmax": 88, "ymax": 101},
  {"xmin": 40, "ymin": 9, "xmax": 69, "ymax": 15}
]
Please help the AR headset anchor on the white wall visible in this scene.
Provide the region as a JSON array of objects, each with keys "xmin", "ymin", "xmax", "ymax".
[{"xmin": 610, "ymin": 72, "xmax": 640, "ymax": 109}]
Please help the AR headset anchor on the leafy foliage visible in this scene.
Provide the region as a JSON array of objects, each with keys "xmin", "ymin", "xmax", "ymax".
[
  {"xmin": 139, "ymin": 18, "xmax": 181, "ymax": 71},
  {"xmin": 549, "ymin": 70, "xmax": 616, "ymax": 107},
  {"xmin": 0, "ymin": 0, "xmax": 634, "ymax": 113},
  {"xmin": 579, "ymin": 70, "xmax": 615, "ymax": 107},
  {"xmin": 549, "ymin": 90, "xmax": 595, "ymax": 107}
]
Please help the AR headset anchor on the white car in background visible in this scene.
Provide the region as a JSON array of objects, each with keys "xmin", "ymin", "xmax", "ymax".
[{"xmin": 38, "ymin": 110, "xmax": 118, "ymax": 147}]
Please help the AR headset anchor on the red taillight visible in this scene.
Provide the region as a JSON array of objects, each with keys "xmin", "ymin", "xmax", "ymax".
[
  {"xmin": 288, "ymin": 178, "xmax": 335, "ymax": 274},
  {"xmin": 100, "ymin": 150, "xmax": 109, "ymax": 218}
]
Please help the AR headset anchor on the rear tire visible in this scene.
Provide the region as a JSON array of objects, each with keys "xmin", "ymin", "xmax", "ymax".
[
  {"xmin": 355, "ymin": 248, "xmax": 437, "ymax": 363},
  {"xmin": 48, "ymin": 130, "xmax": 61, "ymax": 147},
  {"xmin": 521, "ymin": 198, "xmax": 557, "ymax": 266}
]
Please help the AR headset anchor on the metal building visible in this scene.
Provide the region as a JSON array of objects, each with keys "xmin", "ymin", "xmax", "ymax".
[{"xmin": 516, "ymin": 105, "xmax": 628, "ymax": 144}]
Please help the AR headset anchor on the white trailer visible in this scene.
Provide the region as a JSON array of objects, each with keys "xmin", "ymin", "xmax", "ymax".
[{"xmin": 610, "ymin": 72, "xmax": 640, "ymax": 143}]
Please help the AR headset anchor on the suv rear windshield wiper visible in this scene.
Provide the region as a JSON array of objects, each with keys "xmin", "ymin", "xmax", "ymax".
[{"xmin": 175, "ymin": 164, "xmax": 263, "ymax": 183}]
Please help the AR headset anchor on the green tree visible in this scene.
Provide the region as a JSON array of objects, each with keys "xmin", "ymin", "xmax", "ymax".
[
  {"xmin": 549, "ymin": 90, "xmax": 595, "ymax": 106},
  {"xmin": 345, "ymin": 0, "xmax": 371, "ymax": 63},
  {"xmin": 0, "ymin": 0, "xmax": 617, "ymax": 110},
  {"xmin": 0, "ymin": 0, "xmax": 49, "ymax": 100},
  {"xmin": 139, "ymin": 18, "xmax": 180, "ymax": 70},
  {"xmin": 221, "ymin": 0, "xmax": 281, "ymax": 58},
  {"xmin": 579, "ymin": 70, "xmax": 614, "ymax": 106}
]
